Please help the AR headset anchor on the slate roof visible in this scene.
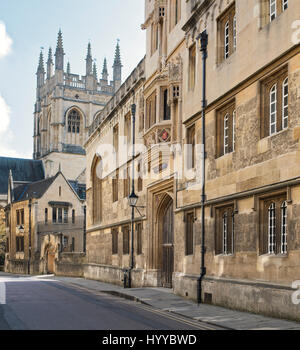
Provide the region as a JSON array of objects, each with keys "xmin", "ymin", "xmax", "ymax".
[
  {"xmin": 69, "ymin": 181, "xmax": 86, "ymax": 200},
  {"xmin": 13, "ymin": 175, "xmax": 57, "ymax": 202},
  {"xmin": 0, "ymin": 157, "xmax": 45, "ymax": 195}
]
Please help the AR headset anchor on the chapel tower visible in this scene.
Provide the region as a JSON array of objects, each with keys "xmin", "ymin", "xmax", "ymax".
[{"xmin": 33, "ymin": 31, "xmax": 122, "ymax": 184}]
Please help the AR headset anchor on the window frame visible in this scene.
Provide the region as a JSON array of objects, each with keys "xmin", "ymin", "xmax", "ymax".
[
  {"xmin": 260, "ymin": 67, "xmax": 288, "ymax": 139},
  {"xmin": 282, "ymin": 77, "xmax": 288, "ymax": 130},
  {"xmin": 188, "ymin": 43, "xmax": 196, "ymax": 91},
  {"xmin": 92, "ymin": 157, "xmax": 102, "ymax": 224},
  {"xmin": 185, "ymin": 212, "xmax": 194, "ymax": 256},
  {"xmin": 260, "ymin": 193, "xmax": 288, "ymax": 255},
  {"xmin": 67, "ymin": 109, "xmax": 81, "ymax": 134},
  {"xmin": 216, "ymin": 101, "xmax": 236, "ymax": 158},
  {"xmin": 215, "ymin": 204, "xmax": 235, "ymax": 256},
  {"xmin": 112, "ymin": 228, "xmax": 119, "ymax": 255},
  {"xmin": 217, "ymin": 3, "xmax": 236, "ymax": 64},
  {"xmin": 186, "ymin": 124, "xmax": 196, "ymax": 169},
  {"xmin": 136, "ymin": 222, "xmax": 143, "ymax": 256},
  {"xmin": 122, "ymin": 226, "xmax": 130, "ymax": 255},
  {"xmin": 112, "ymin": 169, "xmax": 119, "ymax": 203}
]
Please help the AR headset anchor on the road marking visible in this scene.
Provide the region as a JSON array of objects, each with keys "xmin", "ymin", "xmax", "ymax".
[
  {"xmin": 130, "ymin": 303, "xmax": 218, "ymax": 330},
  {"xmin": 59, "ymin": 281, "xmax": 221, "ymax": 330},
  {"xmin": 0, "ymin": 282, "xmax": 6, "ymax": 304}
]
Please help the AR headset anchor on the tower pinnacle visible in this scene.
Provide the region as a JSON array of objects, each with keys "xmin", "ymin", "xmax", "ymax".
[
  {"xmin": 55, "ymin": 29, "xmax": 65, "ymax": 71},
  {"xmin": 113, "ymin": 40, "xmax": 122, "ymax": 92},
  {"xmin": 102, "ymin": 58, "xmax": 108, "ymax": 81},
  {"xmin": 86, "ymin": 42, "xmax": 93, "ymax": 76},
  {"xmin": 36, "ymin": 50, "xmax": 45, "ymax": 88},
  {"xmin": 47, "ymin": 47, "xmax": 53, "ymax": 79},
  {"xmin": 67, "ymin": 61, "xmax": 71, "ymax": 75},
  {"xmin": 93, "ymin": 61, "xmax": 98, "ymax": 80},
  {"xmin": 113, "ymin": 40, "xmax": 122, "ymax": 67}
]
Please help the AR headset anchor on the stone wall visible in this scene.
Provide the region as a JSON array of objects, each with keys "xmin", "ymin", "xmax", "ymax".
[
  {"xmin": 55, "ymin": 252, "xmax": 86, "ymax": 277},
  {"xmin": 173, "ymin": 274, "xmax": 300, "ymax": 322}
]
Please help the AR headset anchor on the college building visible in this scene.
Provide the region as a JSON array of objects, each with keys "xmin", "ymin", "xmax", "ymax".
[{"xmin": 84, "ymin": 0, "xmax": 300, "ymax": 321}]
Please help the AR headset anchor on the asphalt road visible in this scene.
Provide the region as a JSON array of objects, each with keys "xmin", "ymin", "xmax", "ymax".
[{"xmin": 0, "ymin": 275, "xmax": 219, "ymax": 330}]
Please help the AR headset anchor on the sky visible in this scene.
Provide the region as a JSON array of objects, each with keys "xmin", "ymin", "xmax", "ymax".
[{"xmin": 0, "ymin": 0, "xmax": 145, "ymax": 159}]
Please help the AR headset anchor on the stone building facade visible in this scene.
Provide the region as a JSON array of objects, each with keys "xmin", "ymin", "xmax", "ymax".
[
  {"xmin": 4, "ymin": 171, "xmax": 85, "ymax": 275},
  {"xmin": 84, "ymin": 0, "xmax": 300, "ymax": 321}
]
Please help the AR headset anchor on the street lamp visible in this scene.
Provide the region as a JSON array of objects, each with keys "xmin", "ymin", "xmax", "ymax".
[
  {"xmin": 128, "ymin": 191, "xmax": 138, "ymax": 208},
  {"xmin": 126, "ymin": 103, "xmax": 137, "ymax": 289}
]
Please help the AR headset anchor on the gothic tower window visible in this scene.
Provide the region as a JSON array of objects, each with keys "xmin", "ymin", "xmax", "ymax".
[
  {"xmin": 66, "ymin": 108, "xmax": 84, "ymax": 146},
  {"xmin": 68, "ymin": 109, "xmax": 81, "ymax": 134}
]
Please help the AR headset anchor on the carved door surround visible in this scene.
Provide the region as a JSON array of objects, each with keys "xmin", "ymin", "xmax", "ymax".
[{"xmin": 147, "ymin": 178, "xmax": 175, "ymax": 287}]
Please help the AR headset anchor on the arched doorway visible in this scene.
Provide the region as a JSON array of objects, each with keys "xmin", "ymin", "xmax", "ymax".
[
  {"xmin": 158, "ymin": 195, "xmax": 174, "ymax": 288},
  {"xmin": 45, "ymin": 244, "xmax": 55, "ymax": 274}
]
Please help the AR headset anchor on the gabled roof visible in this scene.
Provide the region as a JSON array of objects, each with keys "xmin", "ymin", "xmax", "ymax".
[
  {"xmin": 0, "ymin": 157, "xmax": 45, "ymax": 195},
  {"xmin": 13, "ymin": 175, "xmax": 58, "ymax": 202}
]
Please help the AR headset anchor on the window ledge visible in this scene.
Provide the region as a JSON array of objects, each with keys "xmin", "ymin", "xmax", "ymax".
[
  {"xmin": 216, "ymin": 51, "xmax": 237, "ymax": 70},
  {"xmin": 267, "ymin": 127, "xmax": 288, "ymax": 139},
  {"xmin": 259, "ymin": 253, "xmax": 288, "ymax": 258},
  {"xmin": 215, "ymin": 253, "xmax": 235, "ymax": 257},
  {"xmin": 215, "ymin": 151, "xmax": 234, "ymax": 161}
]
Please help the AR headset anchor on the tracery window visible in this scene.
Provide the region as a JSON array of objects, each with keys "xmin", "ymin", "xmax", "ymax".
[{"xmin": 68, "ymin": 109, "xmax": 81, "ymax": 134}]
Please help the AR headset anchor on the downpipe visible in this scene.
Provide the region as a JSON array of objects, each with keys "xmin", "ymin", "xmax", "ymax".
[{"xmin": 197, "ymin": 30, "xmax": 208, "ymax": 304}]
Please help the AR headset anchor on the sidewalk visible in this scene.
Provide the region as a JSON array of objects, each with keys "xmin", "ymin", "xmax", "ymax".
[{"xmin": 54, "ymin": 276, "xmax": 300, "ymax": 330}]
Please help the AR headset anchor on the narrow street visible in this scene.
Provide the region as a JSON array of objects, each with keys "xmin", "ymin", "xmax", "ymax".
[{"xmin": 0, "ymin": 273, "xmax": 221, "ymax": 330}]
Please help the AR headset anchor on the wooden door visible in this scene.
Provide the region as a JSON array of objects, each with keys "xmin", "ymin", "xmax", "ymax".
[
  {"xmin": 162, "ymin": 201, "xmax": 174, "ymax": 288},
  {"xmin": 47, "ymin": 251, "xmax": 55, "ymax": 274}
]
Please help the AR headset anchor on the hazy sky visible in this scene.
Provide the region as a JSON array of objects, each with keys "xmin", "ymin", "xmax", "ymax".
[{"xmin": 0, "ymin": 0, "xmax": 145, "ymax": 159}]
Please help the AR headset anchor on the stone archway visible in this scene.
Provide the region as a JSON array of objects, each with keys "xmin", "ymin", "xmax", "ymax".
[
  {"xmin": 44, "ymin": 243, "xmax": 55, "ymax": 274},
  {"xmin": 157, "ymin": 194, "xmax": 174, "ymax": 288}
]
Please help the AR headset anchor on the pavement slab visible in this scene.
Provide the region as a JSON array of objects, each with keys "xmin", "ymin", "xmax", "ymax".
[{"xmin": 52, "ymin": 276, "xmax": 300, "ymax": 330}]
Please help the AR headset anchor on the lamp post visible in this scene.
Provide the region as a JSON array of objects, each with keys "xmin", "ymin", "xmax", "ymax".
[
  {"xmin": 196, "ymin": 29, "xmax": 208, "ymax": 304},
  {"xmin": 127, "ymin": 103, "xmax": 137, "ymax": 288}
]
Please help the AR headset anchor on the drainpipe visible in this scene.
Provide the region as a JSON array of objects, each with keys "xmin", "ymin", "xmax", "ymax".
[
  {"xmin": 28, "ymin": 199, "xmax": 32, "ymax": 275},
  {"xmin": 83, "ymin": 205, "xmax": 86, "ymax": 253},
  {"xmin": 197, "ymin": 30, "xmax": 208, "ymax": 304}
]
